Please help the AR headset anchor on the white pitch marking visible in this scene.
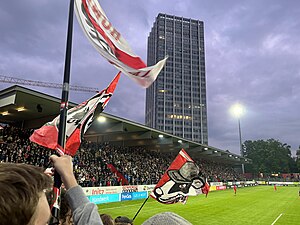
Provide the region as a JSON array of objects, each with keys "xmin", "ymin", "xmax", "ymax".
[{"xmin": 271, "ymin": 213, "xmax": 283, "ymax": 225}]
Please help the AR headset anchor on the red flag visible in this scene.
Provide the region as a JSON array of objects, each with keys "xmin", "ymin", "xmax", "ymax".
[
  {"xmin": 74, "ymin": 0, "xmax": 167, "ymax": 88},
  {"xmin": 30, "ymin": 72, "xmax": 120, "ymax": 156},
  {"xmin": 151, "ymin": 149, "xmax": 206, "ymax": 204}
]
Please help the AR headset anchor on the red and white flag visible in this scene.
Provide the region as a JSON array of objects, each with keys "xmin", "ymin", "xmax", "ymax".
[
  {"xmin": 151, "ymin": 149, "xmax": 206, "ymax": 204},
  {"xmin": 74, "ymin": 0, "xmax": 167, "ymax": 88},
  {"xmin": 30, "ymin": 72, "xmax": 120, "ymax": 156}
]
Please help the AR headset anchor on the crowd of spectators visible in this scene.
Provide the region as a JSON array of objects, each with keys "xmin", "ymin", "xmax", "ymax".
[
  {"xmin": 0, "ymin": 126, "xmax": 51, "ymax": 167},
  {"xmin": 197, "ymin": 159, "xmax": 241, "ymax": 182},
  {"xmin": 0, "ymin": 125, "xmax": 242, "ymax": 187}
]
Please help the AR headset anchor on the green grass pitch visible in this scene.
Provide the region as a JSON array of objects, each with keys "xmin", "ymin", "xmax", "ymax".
[{"xmin": 97, "ymin": 186, "xmax": 300, "ymax": 225}]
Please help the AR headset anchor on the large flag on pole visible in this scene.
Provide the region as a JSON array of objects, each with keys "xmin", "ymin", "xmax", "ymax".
[
  {"xmin": 151, "ymin": 149, "xmax": 206, "ymax": 204},
  {"xmin": 30, "ymin": 72, "xmax": 120, "ymax": 156},
  {"xmin": 74, "ymin": 0, "xmax": 167, "ymax": 88}
]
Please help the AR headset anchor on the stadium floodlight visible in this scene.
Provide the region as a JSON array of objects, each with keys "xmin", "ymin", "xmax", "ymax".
[
  {"xmin": 178, "ymin": 140, "xmax": 182, "ymax": 143},
  {"xmin": 214, "ymin": 150, "xmax": 218, "ymax": 153},
  {"xmin": 203, "ymin": 147, "xmax": 208, "ymax": 150},
  {"xmin": 230, "ymin": 103, "xmax": 244, "ymax": 119},
  {"xmin": 97, "ymin": 116, "xmax": 106, "ymax": 123},
  {"xmin": 230, "ymin": 103, "xmax": 245, "ymax": 174},
  {"xmin": 158, "ymin": 134, "xmax": 164, "ymax": 138}
]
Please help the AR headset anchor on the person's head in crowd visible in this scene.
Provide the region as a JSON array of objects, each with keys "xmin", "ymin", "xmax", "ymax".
[
  {"xmin": 0, "ymin": 163, "xmax": 52, "ymax": 225},
  {"xmin": 59, "ymin": 189, "xmax": 73, "ymax": 225},
  {"xmin": 142, "ymin": 212, "xmax": 192, "ymax": 225},
  {"xmin": 115, "ymin": 216, "xmax": 133, "ymax": 225},
  {"xmin": 100, "ymin": 213, "xmax": 115, "ymax": 225}
]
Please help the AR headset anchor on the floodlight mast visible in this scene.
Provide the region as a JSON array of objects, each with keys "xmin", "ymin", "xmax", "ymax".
[{"xmin": 230, "ymin": 103, "xmax": 245, "ymax": 174}]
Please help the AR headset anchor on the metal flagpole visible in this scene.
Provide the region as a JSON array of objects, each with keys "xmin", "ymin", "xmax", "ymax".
[
  {"xmin": 132, "ymin": 196, "xmax": 150, "ymax": 222},
  {"xmin": 49, "ymin": 0, "xmax": 74, "ymax": 224}
]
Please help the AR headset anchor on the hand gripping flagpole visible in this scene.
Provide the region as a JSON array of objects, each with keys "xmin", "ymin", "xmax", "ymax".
[{"xmin": 49, "ymin": 0, "xmax": 74, "ymax": 224}]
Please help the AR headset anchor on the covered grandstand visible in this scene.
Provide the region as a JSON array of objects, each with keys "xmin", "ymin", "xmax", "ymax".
[{"xmin": 0, "ymin": 85, "xmax": 251, "ymax": 168}]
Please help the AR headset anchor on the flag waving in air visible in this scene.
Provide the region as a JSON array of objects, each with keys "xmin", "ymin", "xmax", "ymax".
[
  {"xmin": 151, "ymin": 149, "xmax": 206, "ymax": 204},
  {"xmin": 30, "ymin": 72, "xmax": 120, "ymax": 156},
  {"xmin": 74, "ymin": 0, "xmax": 167, "ymax": 88}
]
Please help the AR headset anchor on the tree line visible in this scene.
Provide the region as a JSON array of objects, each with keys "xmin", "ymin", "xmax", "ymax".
[{"xmin": 243, "ymin": 139, "xmax": 299, "ymax": 174}]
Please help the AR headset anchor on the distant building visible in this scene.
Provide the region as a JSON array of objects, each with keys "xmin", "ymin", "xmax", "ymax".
[{"xmin": 146, "ymin": 13, "xmax": 208, "ymax": 144}]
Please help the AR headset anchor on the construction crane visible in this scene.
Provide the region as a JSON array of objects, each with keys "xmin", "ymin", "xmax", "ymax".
[{"xmin": 0, "ymin": 75, "xmax": 99, "ymax": 93}]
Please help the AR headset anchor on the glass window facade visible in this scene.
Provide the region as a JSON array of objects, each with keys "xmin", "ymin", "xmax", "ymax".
[{"xmin": 146, "ymin": 13, "xmax": 208, "ymax": 144}]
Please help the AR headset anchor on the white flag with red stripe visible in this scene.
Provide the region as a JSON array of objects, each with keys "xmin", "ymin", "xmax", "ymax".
[{"xmin": 74, "ymin": 0, "xmax": 167, "ymax": 88}]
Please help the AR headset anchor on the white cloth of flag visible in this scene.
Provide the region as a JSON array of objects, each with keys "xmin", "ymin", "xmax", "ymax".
[{"xmin": 75, "ymin": 0, "xmax": 167, "ymax": 88}]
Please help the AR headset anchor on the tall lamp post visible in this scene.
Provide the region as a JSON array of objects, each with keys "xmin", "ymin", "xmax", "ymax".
[{"xmin": 230, "ymin": 103, "xmax": 245, "ymax": 174}]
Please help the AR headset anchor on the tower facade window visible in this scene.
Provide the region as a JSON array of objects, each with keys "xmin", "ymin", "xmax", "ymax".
[{"xmin": 145, "ymin": 13, "xmax": 208, "ymax": 145}]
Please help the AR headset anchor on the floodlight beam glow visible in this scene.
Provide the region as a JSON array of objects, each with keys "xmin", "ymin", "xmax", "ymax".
[{"xmin": 230, "ymin": 103, "xmax": 245, "ymax": 119}]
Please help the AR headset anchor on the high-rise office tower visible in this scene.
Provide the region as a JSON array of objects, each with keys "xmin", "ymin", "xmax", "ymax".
[{"xmin": 146, "ymin": 13, "xmax": 208, "ymax": 144}]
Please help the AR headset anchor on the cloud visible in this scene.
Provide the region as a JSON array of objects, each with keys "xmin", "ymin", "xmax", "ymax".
[{"xmin": 1, "ymin": 0, "xmax": 299, "ymax": 156}]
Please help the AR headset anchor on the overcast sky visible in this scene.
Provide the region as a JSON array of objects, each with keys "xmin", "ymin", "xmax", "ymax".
[{"xmin": 0, "ymin": 0, "xmax": 299, "ymax": 155}]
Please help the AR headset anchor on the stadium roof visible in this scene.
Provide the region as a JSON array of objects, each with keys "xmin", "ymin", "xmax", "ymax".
[
  {"xmin": 0, "ymin": 85, "xmax": 251, "ymax": 165},
  {"xmin": 0, "ymin": 85, "xmax": 77, "ymax": 123}
]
